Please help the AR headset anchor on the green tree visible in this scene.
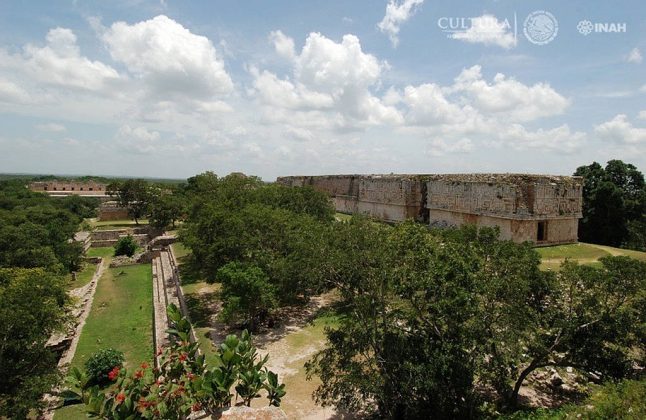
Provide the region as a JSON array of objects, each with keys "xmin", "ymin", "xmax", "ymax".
[
  {"xmin": 0, "ymin": 268, "xmax": 70, "ymax": 418},
  {"xmin": 575, "ymin": 160, "xmax": 646, "ymax": 249},
  {"xmin": 506, "ymin": 256, "xmax": 646, "ymax": 404},
  {"xmin": 149, "ymin": 190, "xmax": 184, "ymax": 229},
  {"xmin": 107, "ymin": 179, "xmax": 152, "ymax": 225},
  {"xmin": 308, "ymin": 221, "xmax": 646, "ymax": 416},
  {"xmin": 217, "ymin": 262, "xmax": 277, "ymax": 331},
  {"xmin": 309, "ymin": 220, "xmax": 484, "ymax": 418},
  {"xmin": 114, "ymin": 235, "xmax": 138, "ymax": 257}
]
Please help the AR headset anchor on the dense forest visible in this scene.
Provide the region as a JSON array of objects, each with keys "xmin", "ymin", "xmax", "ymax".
[{"xmin": 0, "ymin": 180, "xmax": 99, "ymax": 417}]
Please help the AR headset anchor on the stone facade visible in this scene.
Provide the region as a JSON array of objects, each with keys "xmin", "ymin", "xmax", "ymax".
[
  {"xmin": 98, "ymin": 201, "xmax": 130, "ymax": 221},
  {"xmin": 29, "ymin": 180, "xmax": 108, "ymax": 197},
  {"xmin": 276, "ymin": 173, "xmax": 583, "ymax": 245}
]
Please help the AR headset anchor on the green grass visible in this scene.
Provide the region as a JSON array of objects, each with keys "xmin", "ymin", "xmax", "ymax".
[
  {"xmin": 55, "ymin": 263, "xmax": 153, "ymax": 419},
  {"xmin": 66, "ymin": 262, "xmax": 98, "ymax": 290},
  {"xmin": 170, "ymin": 242, "xmax": 190, "ymax": 260},
  {"xmin": 335, "ymin": 212, "xmax": 353, "ymax": 222},
  {"xmin": 536, "ymin": 243, "xmax": 611, "ymax": 260},
  {"xmin": 90, "ymin": 219, "xmax": 149, "ymax": 228},
  {"xmin": 537, "ymin": 242, "xmax": 646, "ymax": 271},
  {"xmin": 86, "ymin": 246, "xmax": 115, "ymax": 258}
]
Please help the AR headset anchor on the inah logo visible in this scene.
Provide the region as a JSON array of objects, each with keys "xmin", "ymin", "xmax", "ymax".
[
  {"xmin": 577, "ymin": 20, "xmax": 626, "ymax": 35},
  {"xmin": 523, "ymin": 10, "xmax": 558, "ymax": 45},
  {"xmin": 577, "ymin": 20, "xmax": 593, "ymax": 35}
]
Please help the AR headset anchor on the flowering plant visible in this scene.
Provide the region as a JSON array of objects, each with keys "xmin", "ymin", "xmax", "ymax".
[{"xmin": 65, "ymin": 304, "xmax": 286, "ymax": 419}]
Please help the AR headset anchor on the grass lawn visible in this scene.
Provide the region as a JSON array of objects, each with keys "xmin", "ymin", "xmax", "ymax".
[
  {"xmin": 54, "ymin": 263, "xmax": 153, "ymax": 420},
  {"xmin": 66, "ymin": 262, "xmax": 98, "ymax": 290},
  {"xmin": 171, "ymin": 242, "xmax": 191, "ymax": 260},
  {"xmin": 537, "ymin": 242, "xmax": 646, "ymax": 270},
  {"xmin": 90, "ymin": 218, "xmax": 149, "ymax": 227},
  {"xmin": 86, "ymin": 246, "xmax": 115, "ymax": 258}
]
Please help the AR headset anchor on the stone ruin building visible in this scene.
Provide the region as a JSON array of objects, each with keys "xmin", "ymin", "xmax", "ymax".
[
  {"xmin": 276, "ymin": 174, "xmax": 583, "ymax": 245},
  {"xmin": 29, "ymin": 180, "xmax": 108, "ymax": 197},
  {"xmin": 28, "ymin": 180, "xmax": 130, "ymax": 221}
]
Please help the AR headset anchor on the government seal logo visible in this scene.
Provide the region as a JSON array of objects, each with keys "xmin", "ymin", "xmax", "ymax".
[{"xmin": 524, "ymin": 10, "xmax": 558, "ymax": 45}]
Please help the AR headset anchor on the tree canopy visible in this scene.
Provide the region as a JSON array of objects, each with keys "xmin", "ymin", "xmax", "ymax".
[
  {"xmin": 306, "ymin": 221, "xmax": 646, "ymax": 418},
  {"xmin": 575, "ymin": 160, "xmax": 646, "ymax": 250},
  {"xmin": 0, "ymin": 180, "xmax": 92, "ymax": 417}
]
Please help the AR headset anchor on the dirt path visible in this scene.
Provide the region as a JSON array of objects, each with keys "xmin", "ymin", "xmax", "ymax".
[{"xmin": 251, "ymin": 291, "xmax": 342, "ymax": 419}]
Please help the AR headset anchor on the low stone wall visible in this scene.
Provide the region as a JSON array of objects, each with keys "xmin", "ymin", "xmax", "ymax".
[
  {"xmin": 98, "ymin": 202, "xmax": 130, "ymax": 221},
  {"xmin": 90, "ymin": 234, "xmax": 149, "ymax": 248}
]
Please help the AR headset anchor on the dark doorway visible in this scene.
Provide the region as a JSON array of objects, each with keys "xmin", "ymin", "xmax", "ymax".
[{"xmin": 537, "ymin": 221, "xmax": 547, "ymax": 242}]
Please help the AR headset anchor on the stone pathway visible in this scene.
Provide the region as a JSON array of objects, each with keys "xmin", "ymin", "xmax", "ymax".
[{"xmin": 151, "ymin": 248, "xmax": 186, "ymax": 365}]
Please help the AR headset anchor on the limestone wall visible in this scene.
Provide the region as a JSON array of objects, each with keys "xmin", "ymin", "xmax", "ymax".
[
  {"xmin": 277, "ymin": 175, "xmax": 424, "ymax": 222},
  {"xmin": 29, "ymin": 181, "xmax": 107, "ymax": 196},
  {"xmin": 426, "ymin": 174, "xmax": 582, "ymax": 219},
  {"xmin": 277, "ymin": 173, "xmax": 583, "ymax": 245},
  {"xmin": 98, "ymin": 202, "xmax": 131, "ymax": 221}
]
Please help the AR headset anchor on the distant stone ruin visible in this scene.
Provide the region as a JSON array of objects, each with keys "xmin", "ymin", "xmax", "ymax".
[
  {"xmin": 276, "ymin": 174, "xmax": 583, "ymax": 245},
  {"xmin": 29, "ymin": 180, "xmax": 108, "ymax": 197}
]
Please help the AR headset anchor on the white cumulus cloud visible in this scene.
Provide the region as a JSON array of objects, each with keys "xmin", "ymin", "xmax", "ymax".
[
  {"xmin": 103, "ymin": 15, "xmax": 233, "ymax": 100},
  {"xmin": 269, "ymin": 30, "xmax": 296, "ymax": 61},
  {"xmin": 20, "ymin": 27, "xmax": 120, "ymax": 91},
  {"xmin": 252, "ymin": 32, "xmax": 403, "ymax": 129},
  {"xmin": 450, "ymin": 65, "xmax": 569, "ymax": 122},
  {"xmin": 378, "ymin": 0, "xmax": 424, "ymax": 47},
  {"xmin": 595, "ymin": 114, "xmax": 646, "ymax": 144}
]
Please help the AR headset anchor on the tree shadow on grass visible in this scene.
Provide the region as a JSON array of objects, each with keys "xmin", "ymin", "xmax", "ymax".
[
  {"xmin": 245, "ymin": 291, "xmax": 344, "ymax": 349},
  {"xmin": 178, "ymin": 257, "xmax": 203, "ymax": 285},
  {"xmin": 184, "ymin": 291, "xmax": 218, "ymax": 328}
]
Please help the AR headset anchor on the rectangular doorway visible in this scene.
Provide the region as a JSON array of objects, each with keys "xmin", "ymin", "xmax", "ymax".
[{"xmin": 537, "ymin": 221, "xmax": 547, "ymax": 242}]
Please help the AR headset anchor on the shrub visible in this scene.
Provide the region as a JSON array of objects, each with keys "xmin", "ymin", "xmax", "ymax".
[
  {"xmin": 84, "ymin": 348, "xmax": 124, "ymax": 385},
  {"xmin": 113, "ymin": 235, "xmax": 137, "ymax": 257}
]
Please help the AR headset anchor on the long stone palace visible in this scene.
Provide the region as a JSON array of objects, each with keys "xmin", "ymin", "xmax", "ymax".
[{"xmin": 277, "ymin": 174, "xmax": 583, "ymax": 245}]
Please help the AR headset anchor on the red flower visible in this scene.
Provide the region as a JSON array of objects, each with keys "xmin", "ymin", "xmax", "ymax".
[
  {"xmin": 140, "ymin": 362, "xmax": 149, "ymax": 369},
  {"xmin": 187, "ymin": 372, "xmax": 196, "ymax": 381},
  {"xmin": 179, "ymin": 353, "xmax": 188, "ymax": 361},
  {"xmin": 137, "ymin": 397, "xmax": 150, "ymax": 411},
  {"xmin": 134, "ymin": 369, "xmax": 144, "ymax": 379},
  {"xmin": 115, "ymin": 392, "xmax": 126, "ymax": 405},
  {"xmin": 108, "ymin": 367, "xmax": 120, "ymax": 381}
]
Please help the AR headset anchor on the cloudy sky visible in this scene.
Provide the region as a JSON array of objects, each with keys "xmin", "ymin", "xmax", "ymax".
[{"xmin": 0, "ymin": 0, "xmax": 644, "ymax": 180}]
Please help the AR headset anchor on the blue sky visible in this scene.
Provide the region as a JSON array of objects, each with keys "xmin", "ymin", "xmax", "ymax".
[{"xmin": 0, "ymin": 0, "xmax": 644, "ymax": 180}]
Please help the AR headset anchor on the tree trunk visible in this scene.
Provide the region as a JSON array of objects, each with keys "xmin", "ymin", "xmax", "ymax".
[{"xmin": 510, "ymin": 360, "xmax": 541, "ymax": 405}]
